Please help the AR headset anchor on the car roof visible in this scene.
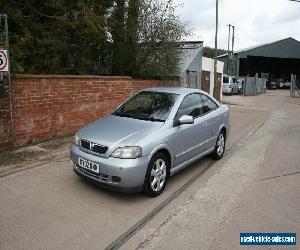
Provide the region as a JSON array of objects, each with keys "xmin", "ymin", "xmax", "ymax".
[{"xmin": 142, "ymin": 87, "xmax": 206, "ymax": 95}]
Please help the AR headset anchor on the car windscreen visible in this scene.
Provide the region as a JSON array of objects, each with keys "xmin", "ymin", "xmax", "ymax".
[
  {"xmin": 223, "ymin": 76, "xmax": 229, "ymax": 83},
  {"xmin": 112, "ymin": 91, "xmax": 179, "ymax": 122}
]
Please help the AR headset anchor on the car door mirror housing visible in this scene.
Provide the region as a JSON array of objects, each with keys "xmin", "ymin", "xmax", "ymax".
[{"xmin": 178, "ymin": 115, "xmax": 194, "ymax": 125}]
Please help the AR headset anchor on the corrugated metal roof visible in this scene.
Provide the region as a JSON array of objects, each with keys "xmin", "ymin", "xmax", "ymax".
[{"xmin": 218, "ymin": 37, "xmax": 300, "ymax": 59}]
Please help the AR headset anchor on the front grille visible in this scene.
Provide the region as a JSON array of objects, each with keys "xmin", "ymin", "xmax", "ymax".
[
  {"xmin": 92, "ymin": 144, "xmax": 108, "ymax": 154},
  {"xmin": 81, "ymin": 139, "xmax": 91, "ymax": 150},
  {"xmin": 80, "ymin": 139, "xmax": 108, "ymax": 155}
]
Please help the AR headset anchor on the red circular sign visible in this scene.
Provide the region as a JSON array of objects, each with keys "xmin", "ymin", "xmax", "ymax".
[{"xmin": 0, "ymin": 50, "xmax": 8, "ymax": 70}]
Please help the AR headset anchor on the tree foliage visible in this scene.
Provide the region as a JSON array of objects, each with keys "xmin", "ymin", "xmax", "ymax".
[
  {"xmin": 136, "ymin": 0, "xmax": 188, "ymax": 79},
  {"xmin": 1, "ymin": 0, "xmax": 114, "ymax": 74},
  {"xmin": 1, "ymin": 0, "xmax": 188, "ymax": 78},
  {"xmin": 203, "ymin": 46, "xmax": 227, "ymax": 59}
]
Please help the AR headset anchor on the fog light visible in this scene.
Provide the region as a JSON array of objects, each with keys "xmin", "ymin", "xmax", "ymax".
[{"xmin": 112, "ymin": 176, "xmax": 121, "ymax": 183}]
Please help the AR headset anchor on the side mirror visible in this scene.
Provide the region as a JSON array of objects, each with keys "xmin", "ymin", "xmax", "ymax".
[{"xmin": 178, "ymin": 115, "xmax": 194, "ymax": 125}]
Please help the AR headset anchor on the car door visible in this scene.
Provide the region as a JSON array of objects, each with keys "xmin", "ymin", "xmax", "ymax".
[
  {"xmin": 200, "ymin": 94, "xmax": 220, "ymax": 150},
  {"xmin": 168, "ymin": 93, "xmax": 207, "ymax": 167}
]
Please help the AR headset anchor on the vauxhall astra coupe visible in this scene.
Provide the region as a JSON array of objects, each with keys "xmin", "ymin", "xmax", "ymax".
[{"xmin": 70, "ymin": 87, "xmax": 229, "ymax": 196}]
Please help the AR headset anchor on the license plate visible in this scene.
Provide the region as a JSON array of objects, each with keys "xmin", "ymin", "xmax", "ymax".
[{"xmin": 78, "ymin": 157, "xmax": 100, "ymax": 174}]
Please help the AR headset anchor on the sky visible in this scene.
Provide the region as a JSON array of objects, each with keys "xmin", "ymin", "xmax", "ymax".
[{"xmin": 174, "ymin": 0, "xmax": 300, "ymax": 50}]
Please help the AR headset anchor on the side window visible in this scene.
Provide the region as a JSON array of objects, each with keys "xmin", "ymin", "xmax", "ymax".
[
  {"xmin": 177, "ymin": 94, "xmax": 203, "ymax": 118},
  {"xmin": 201, "ymin": 94, "xmax": 218, "ymax": 114}
]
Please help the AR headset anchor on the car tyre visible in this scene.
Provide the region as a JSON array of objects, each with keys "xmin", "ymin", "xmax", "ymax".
[
  {"xmin": 143, "ymin": 153, "xmax": 169, "ymax": 197},
  {"xmin": 211, "ymin": 130, "xmax": 226, "ymax": 160}
]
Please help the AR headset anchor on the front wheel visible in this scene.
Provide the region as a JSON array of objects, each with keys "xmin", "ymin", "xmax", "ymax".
[
  {"xmin": 211, "ymin": 131, "xmax": 226, "ymax": 160},
  {"xmin": 143, "ymin": 153, "xmax": 169, "ymax": 197}
]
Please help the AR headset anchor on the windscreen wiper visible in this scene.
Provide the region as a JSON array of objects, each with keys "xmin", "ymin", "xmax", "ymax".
[{"xmin": 136, "ymin": 117, "xmax": 165, "ymax": 122}]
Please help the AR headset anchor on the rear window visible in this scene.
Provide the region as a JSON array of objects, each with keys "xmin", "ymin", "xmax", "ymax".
[{"xmin": 223, "ymin": 76, "xmax": 229, "ymax": 83}]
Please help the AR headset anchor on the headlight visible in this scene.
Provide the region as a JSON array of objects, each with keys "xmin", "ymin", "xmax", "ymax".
[
  {"xmin": 73, "ymin": 133, "xmax": 79, "ymax": 146},
  {"xmin": 111, "ymin": 146, "xmax": 142, "ymax": 159}
]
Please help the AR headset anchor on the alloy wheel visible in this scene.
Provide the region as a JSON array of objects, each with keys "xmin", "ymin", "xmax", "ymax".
[
  {"xmin": 150, "ymin": 159, "xmax": 167, "ymax": 192},
  {"xmin": 217, "ymin": 133, "xmax": 225, "ymax": 156}
]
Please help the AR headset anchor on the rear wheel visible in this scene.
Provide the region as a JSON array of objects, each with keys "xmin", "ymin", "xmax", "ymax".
[
  {"xmin": 211, "ymin": 131, "xmax": 226, "ymax": 160},
  {"xmin": 143, "ymin": 153, "xmax": 169, "ymax": 197}
]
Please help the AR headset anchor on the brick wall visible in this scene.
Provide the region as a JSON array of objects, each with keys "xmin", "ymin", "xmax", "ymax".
[
  {"xmin": 0, "ymin": 75, "xmax": 179, "ymax": 149},
  {"xmin": 0, "ymin": 77, "xmax": 12, "ymax": 149}
]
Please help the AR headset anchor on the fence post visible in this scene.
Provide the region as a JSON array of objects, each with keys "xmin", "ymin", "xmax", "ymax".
[
  {"xmin": 290, "ymin": 74, "xmax": 296, "ymax": 97},
  {"xmin": 295, "ymin": 75, "xmax": 300, "ymax": 97},
  {"xmin": 290, "ymin": 74, "xmax": 293, "ymax": 97},
  {"xmin": 254, "ymin": 73, "xmax": 258, "ymax": 95}
]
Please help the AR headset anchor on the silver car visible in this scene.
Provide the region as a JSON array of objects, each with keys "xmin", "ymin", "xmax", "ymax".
[{"xmin": 70, "ymin": 88, "xmax": 229, "ymax": 196}]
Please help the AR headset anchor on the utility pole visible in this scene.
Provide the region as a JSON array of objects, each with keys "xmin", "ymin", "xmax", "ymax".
[
  {"xmin": 213, "ymin": 0, "xmax": 218, "ymax": 99},
  {"xmin": 231, "ymin": 25, "xmax": 235, "ymax": 54},
  {"xmin": 231, "ymin": 25, "xmax": 235, "ymax": 76},
  {"xmin": 226, "ymin": 24, "xmax": 235, "ymax": 76},
  {"xmin": 226, "ymin": 24, "xmax": 231, "ymax": 75}
]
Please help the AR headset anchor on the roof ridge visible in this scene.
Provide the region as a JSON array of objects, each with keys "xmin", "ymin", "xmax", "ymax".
[{"xmin": 217, "ymin": 37, "xmax": 300, "ymax": 57}]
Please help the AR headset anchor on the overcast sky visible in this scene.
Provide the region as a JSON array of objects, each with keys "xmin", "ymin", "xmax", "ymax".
[{"xmin": 174, "ymin": 0, "xmax": 300, "ymax": 50}]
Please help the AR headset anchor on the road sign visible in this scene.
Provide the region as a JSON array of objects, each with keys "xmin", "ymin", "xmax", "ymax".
[{"xmin": 0, "ymin": 49, "xmax": 8, "ymax": 72}]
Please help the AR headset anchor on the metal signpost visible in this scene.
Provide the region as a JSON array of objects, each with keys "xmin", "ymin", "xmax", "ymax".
[
  {"xmin": 0, "ymin": 49, "xmax": 8, "ymax": 95},
  {"xmin": 0, "ymin": 14, "xmax": 13, "ymax": 145},
  {"xmin": 0, "ymin": 14, "xmax": 10, "ymax": 96},
  {"xmin": 0, "ymin": 49, "xmax": 9, "ymax": 71}
]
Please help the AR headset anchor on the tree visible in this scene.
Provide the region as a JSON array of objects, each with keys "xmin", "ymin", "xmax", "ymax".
[
  {"xmin": 110, "ymin": 0, "xmax": 187, "ymax": 78},
  {"xmin": 110, "ymin": 0, "xmax": 126, "ymax": 75},
  {"xmin": 2, "ymin": 0, "xmax": 188, "ymax": 78},
  {"xmin": 203, "ymin": 46, "xmax": 227, "ymax": 58},
  {"xmin": 124, "ymin": 0, "xmax": 139, "ymax": 76},
  {"xmin": 1, "ymin": 0, "xmax": 113, "ymax": 74},
  {"xmin": 135, "ymin": 0, "xmax": 188, "ymax": 78}
]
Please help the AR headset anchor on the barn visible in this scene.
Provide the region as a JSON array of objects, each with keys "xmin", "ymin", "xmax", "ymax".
[{"xmin": 217, "ymin": 37, "xmax": 300, "ymax": 81}]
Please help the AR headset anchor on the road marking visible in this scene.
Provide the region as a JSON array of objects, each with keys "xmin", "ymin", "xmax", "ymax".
[
  {"xmin": 105, "ymin": 162, "xmax": 212, "ymax": 250},
  {"xmin": 257, "ymin": 171, "xmax": 300, "ymax": 182},
  {"xmin": 226, "ymin": 115, "xmax": 269, "ymax": 151}
]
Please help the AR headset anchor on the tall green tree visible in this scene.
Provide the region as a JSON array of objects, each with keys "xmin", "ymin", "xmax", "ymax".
[
  {"xmin": 124, "ymin": 0, "xmax": 139, "ymax": 76},
  {"xmin": 136, "ymin": 0, "xmax": 189, "ymax": 78},
  {"xmin": 110, "ymin": 0, "xmax": 126, "ymax": 75},
  {"xmin": 1, "ymin": 0, "xmax": 113, "ymax": 74},
  {"xmin": 110, "ymin": 0, "xmax": 188, "ymax": 78}
]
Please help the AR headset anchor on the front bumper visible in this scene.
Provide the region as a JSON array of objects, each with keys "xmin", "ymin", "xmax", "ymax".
[
  {"xmin": 70, "ymin": 144, "xmax": 150, "ymax": 192},
  {"xmin": 222, "ymin": 88, "xmax": 232, "ymax": 94}
]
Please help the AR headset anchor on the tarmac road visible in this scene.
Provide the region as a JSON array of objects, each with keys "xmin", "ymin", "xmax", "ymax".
[{"xmin": 0, "ymin": 90, "xmax": 297, "ymax": 250}]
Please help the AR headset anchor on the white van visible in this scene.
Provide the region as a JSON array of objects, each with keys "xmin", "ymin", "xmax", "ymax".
[{"xmin": 222, "ymin": 75, "xmax": 238, "ymax": 95}]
